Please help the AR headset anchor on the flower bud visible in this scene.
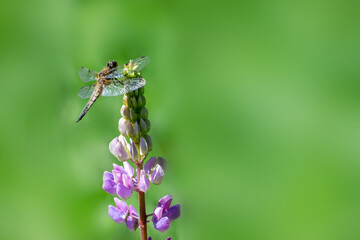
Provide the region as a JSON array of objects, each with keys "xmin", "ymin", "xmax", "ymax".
[
  {"xmin": 130, "ymin": 141, "xmax": 139, "ymax": 161},
  {"xmin": 123, "ymin": 94, "xmax": 132, "ymax": 108},
  {"xmin": 139, "ymin": 87, "xmax": 145, "ymax": 95},
  {"xmin": 109, "ymin": 136, "xmax": 131, "ymax": 162},
  {"xmin": 121, "ymin": 105, "xmax": 130, "ymax": 120},
  {"xmin": 133, "ymin": 121, "xmax": 140, "ymax": 142},
  {"xmin": 141, "ymin": 95, "xmax": 146, "ymax": 105},
  {"xmin": 144, "ymin": 118, "xmax": 151, "ymax": 132},
  {"xmin": 144, "ymin": 156, "xmax": 166, "ymax": 185},
  {"xmin": 145, "ymin": 135, "xmax": 152, "ymax": 152},
  {"xmin": 140, "ymin": 137, "xmax": 148, "ymax": 156},
  {"xmin": 137, "ymin": 95, "xmax": 144, "ymax": 107},
  {"xmin": 139, "ymin": 118, "xmax": 148, "ymax": 135},
  {"xmin": 130, "ymin": 108, "xmax": 137, "ymax": 122},
  {"xmin": 139, "ymin": 107, "xmax": 148, "ymax": 119},
  {"xmin": 118, "ymin": 118, "xmax": 127, "ymax": 136},
  {"xmin": 134, "ymin": 89, "xmax": 139, "ymax": 97},
  {"xmin": 125, "ymin": 121, "xmax": 134, "ymax": 138},
  {"xmin": 131, "ymin": 97, "xmax": 138, "ymax": 109}
]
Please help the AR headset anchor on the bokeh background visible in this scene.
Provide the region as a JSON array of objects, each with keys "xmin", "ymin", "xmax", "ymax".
[{"xmin": 1, "ymin": 0, "xmax": 360, "ymax": 239}]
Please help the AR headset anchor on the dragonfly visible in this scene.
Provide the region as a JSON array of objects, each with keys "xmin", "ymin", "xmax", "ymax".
[{"xmin": 76, "ymin": 56, "xmax": 149, "ymax": 122}]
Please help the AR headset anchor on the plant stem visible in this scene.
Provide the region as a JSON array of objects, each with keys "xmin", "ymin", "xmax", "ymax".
[{"xmin": 137, "ymin": 164, "xmax": 148, "ymax": 240}]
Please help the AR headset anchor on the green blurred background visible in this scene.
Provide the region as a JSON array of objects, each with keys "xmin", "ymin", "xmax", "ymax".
[{"xmin": 1, "ymin": 0, "xmax": 360, "ymax": 239}]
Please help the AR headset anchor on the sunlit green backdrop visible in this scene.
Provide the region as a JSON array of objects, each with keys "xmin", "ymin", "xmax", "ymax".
[{"xmin": 1, "ymin": 0, "xmax": 360, "ymax": 239}]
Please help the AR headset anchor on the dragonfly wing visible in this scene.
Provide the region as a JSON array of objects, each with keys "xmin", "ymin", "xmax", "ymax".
[
  {"xmin": 78, "ymin": 67, "xmax": 98, "ymax": 82},
  {"xmin": 105, "ymin": 67, "xmax": 125, "ymax": 79},
  {"xmin": 102, "ymin": 78, "xmax": 146, "ymax": 97},
  {"xmin": 123, "ymin": 77, "xmax": 147, "ymax": 93},
  {"xmin": 102, "ymin": 79, "xmax": 126, "ymax": 97},
  {"xmin": 132, "ymin": 56, "xmax": 150, "ymax": 72},
  {"xmin": 78, "ymin": 84, "xmax": 95, "ymax": 99}
]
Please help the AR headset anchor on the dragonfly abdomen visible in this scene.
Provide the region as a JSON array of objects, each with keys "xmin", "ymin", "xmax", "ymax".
[{"xmin": 76, "ymin": 84, "xmax": 103, "ymax": 123}]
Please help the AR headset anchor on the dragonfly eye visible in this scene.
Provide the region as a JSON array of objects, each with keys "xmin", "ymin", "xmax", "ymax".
[{"xmin": 107, "ymin": 60, "xmax": 118, "ymax": 69}]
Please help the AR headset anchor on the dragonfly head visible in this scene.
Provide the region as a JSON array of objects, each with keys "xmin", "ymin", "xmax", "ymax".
[{"xmin": 107, "ymin": 60, "xmax": 118, "ymax": 69}]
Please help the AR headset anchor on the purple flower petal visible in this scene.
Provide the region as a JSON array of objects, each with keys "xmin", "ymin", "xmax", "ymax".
[
  {"xmin": 116, "ymin": 183, "xmax": 132, "ymax": 199},
  {"xmin": 138, "ymin": 170, "xmax": 150, "ymax": 192},
  {"xmin": 153, "ymin": 207, "xmax": 163, "ymax": 223},
  {"xmin": 154, "ymin": 217, "xmax": 170, "ymax": 232},
  {"xmin": 103, "ymin": 171, "xmax": 114, "ymax": 181},
  {"xmin": 125, "ymin": 217, "xmax": 138, "ymax": 231},
  {"xmin": 164, "ymin": 204, "xmax": 180, "ymax": 222},
  {"xmin": 128, "ymin": 205, "xmax": 139, "ymax": 217},
  {"xmin": 144, "ymin": 157, "xmax": 156, "ymax": 174},
  {"xmin": 108, "ymin": 205, "xmax": 126, "ymax": 223},
  {"xmin": 117, "ymin": 143, "xmax": 130, "ymax": 162},
  {"xmin": 109, "ymin": 136, "xmax": 131, "ymax": 162},
  {"xmin": 122, "ymin": 174, "xmax": 134, "ymax": 189},
  {"xmin": 112, "ymin": 169, "xmax": 122, "ymax": 183},
  {"xmin": 113, "ymin": 163, "xmax": 122, "ymax": 171},
  {"xmin": 118, "ymin": 135, "xmax": 129, "ymax": 150},
  {"xmin": 114, "ymin": 198, "xmax": 128, "ymax": 214},
  {"xmin": 109, "ymin": 137, "xmax": 119, "ymax": 156},
  {"xmin": 158, "ymin": 195, "xmax": 172, "ymax": 210},
  {"xmin": 118, "ymin": 118, "xmax": 127, "ymax": 136},
  {"xmin": 123, "ymin": 161, "xmax": 134, "ymax": 177},
  {"xmin": 149, "ymin": 165, "xmax": 164, "ymax": 185},
  {"xmin": 126, "ymin": 205, "xmax": 139, "ymax": 231},
  {"xmin": 103, "ymin": 179, "xmax": 116, "ymax": 195}
]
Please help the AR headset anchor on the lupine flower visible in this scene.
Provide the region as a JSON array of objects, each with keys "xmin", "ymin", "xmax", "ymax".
[
  {"xmin": 103, "ymin": 162, "xmax": 134, "ymax": 199},
  {"xmin": 109, "ymin": 135, "xmax": 131, "ymax": 162},
  {"xmin": 108, "ymin": 197, "xmax": 128, "ymax": 223},
  {"xmin": 102, "ymin": 161, "xmax": 150, "ymax": 199},
  {"xmin": 103, "ymin": 171, "xmax": 116, "ymax": 195},
  {"xmin": 138, "ymin": 169, "xmax": 150, "ymax": 192},
  {"xmin": 152, "ymin": 195, "xmax": 180, "ymax": 232},
  {"xmin": 144, "ymin": 157, "xmax": 166, "ymax": 185},
  {"xmin": 126, "ymin": 205, "xmax": 139, "ymax": 231},
  {"xmin": 108, "ymin": 197, "xmax": 139, "ymax": 231},
  {"xmin": 113, "ymin": 162, "xmax": 134, "ymax": 199}
]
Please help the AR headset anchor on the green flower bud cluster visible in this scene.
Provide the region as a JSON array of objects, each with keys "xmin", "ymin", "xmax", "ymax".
[{"xmin": 118, "ymin": 87, "xmax": 152, "ymax": 160}]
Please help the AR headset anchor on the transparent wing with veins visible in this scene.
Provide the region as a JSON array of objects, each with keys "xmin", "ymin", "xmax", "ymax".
[
  {"xmin": 106, "ymin": 66, "xmax": 125, "ymax": 79},
  {"xmin": 105, "ymin": 56, "xmax": 150, "ymax": 79},
  {"xmin": 78, "ymin": 67, "xmax": 98, "ymax": 82},
  {"xmin": 131, "ymin": 56, "xmax": 150, "ymax": 72},
  {"xmin": 102, "ymin": 78, "xmax": 146, "ymax": 97},
  {"xmin": 78, "ymin": 84, "xmax": 95, "ymax": 99}
]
